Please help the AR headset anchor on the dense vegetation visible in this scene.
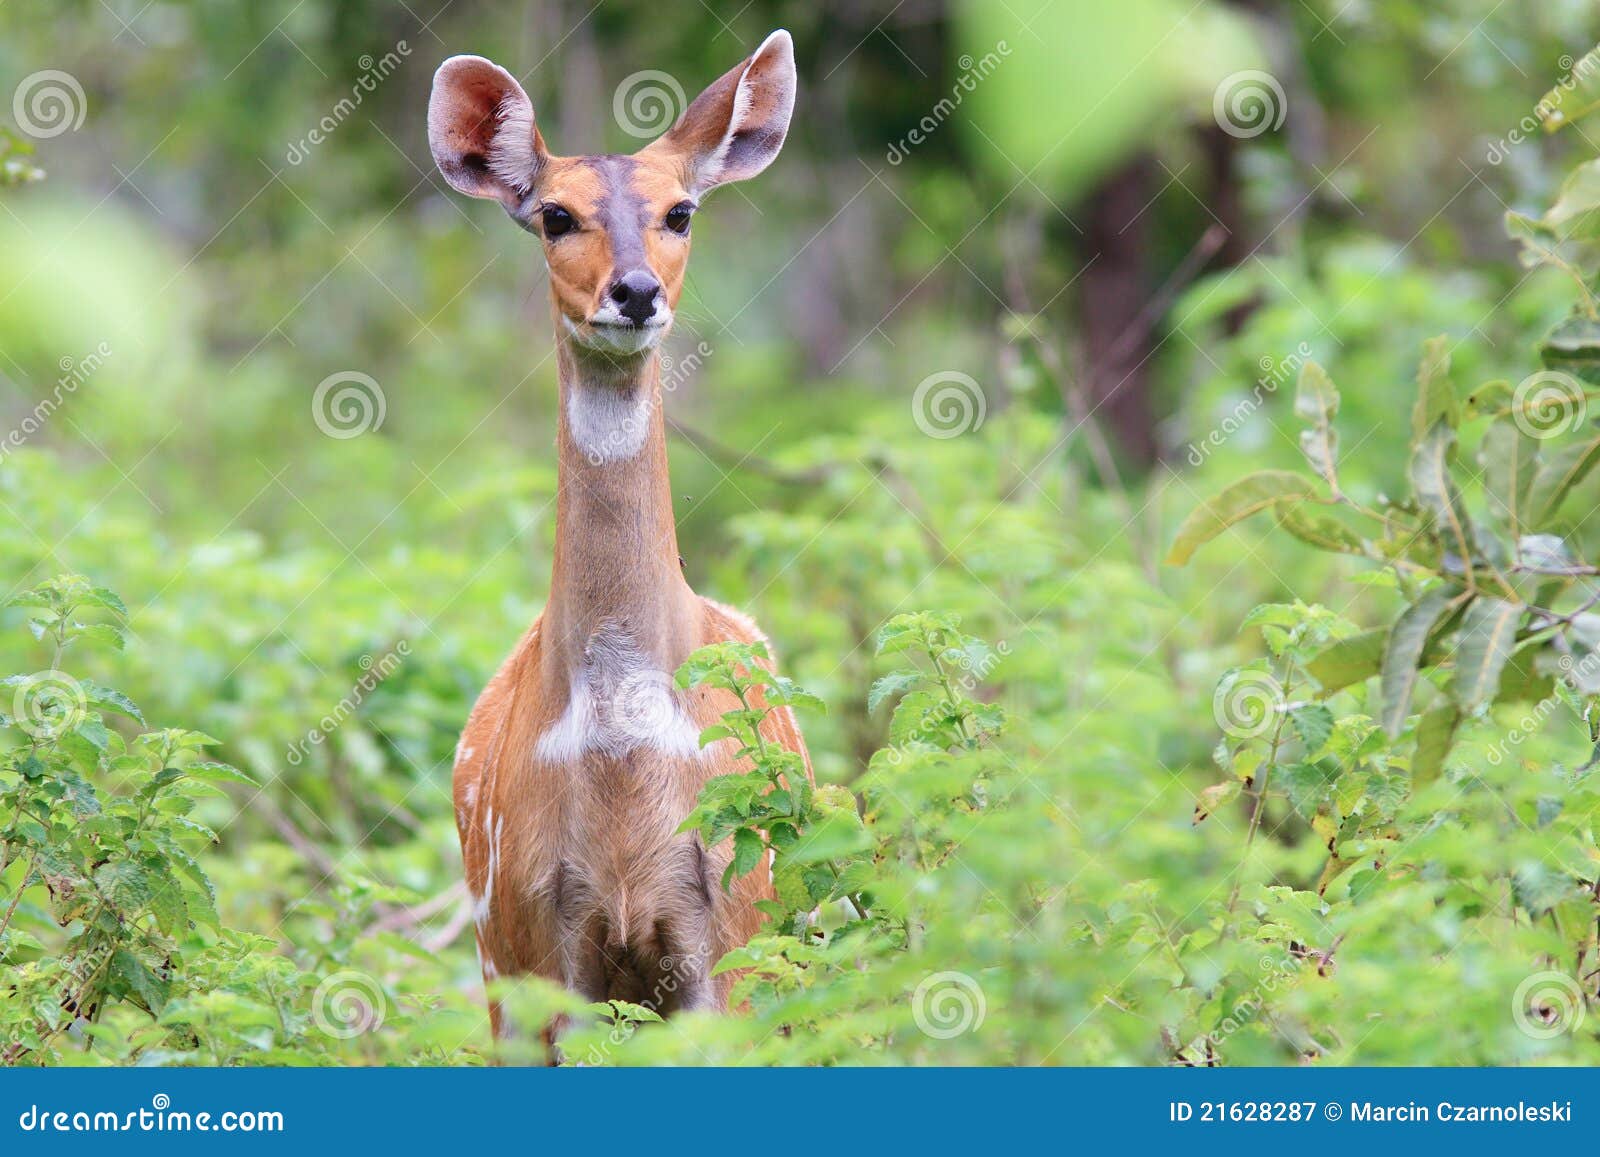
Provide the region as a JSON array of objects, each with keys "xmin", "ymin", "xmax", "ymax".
[{"xmin": 6, "ymin": 0, "xmax": 1600, "ymax": 1065}]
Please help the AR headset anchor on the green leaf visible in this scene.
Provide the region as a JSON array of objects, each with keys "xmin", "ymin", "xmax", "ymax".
[
  {"xmin": 1451, "ymin": 598, "xmax": 1524, "ymax": 710},
  {"xmin": 96, "ymin": 859, "xmax": 153, "ymax": 911},
  {"xmin": 1192, "ymin": 780, "xmax": 1239, "ymax": 824},
  {"xmin": 82, "ymin": 682, "xmax": 144, "ymax": 724},
  {"xmin": 1411, "ymin": 337, "xmax": 1458, "ymax": 441},
  {"xmin": 766, "ymin": 679, "xmax": 825, "ymax": 713},
  {"xmin": 144, "ymin": 860, "xmax": 188, "ymax": 937},
  {"xmin": 1539, "ymin": 53, "xmax": 1600, "ymax": 131},
  {"xmin": 1165, "ymin": 471, "xmax": 1318, "ymax": 566},
  {"xmin": 70, "ymin": 622, "xmax": 126, "ymax": 651},
  {"xmin": 1411, "ymin": 703, "xmax": 1460, "ymax": 787},
  {"xmin": 1494, "ymin": 643, "xmax": 1555, "ymax": 704},
  {"xmin": 1288, "ymin": 704, "xmax": 1334, "ymax": 754},
  {"xmin": 1525, "ymin": 434, "xmax": 1600, "ymax": 529},
  {"xmin": 1293, "ymin": 360, "xmax": 1340, "ymax": 424},
  {"xmin": 1379, "ymin": 588, "xmax": 1458, "ymax": 738},
  {"xmin": 1479, "ymin": 417, "xmax": 1539, "ymax": 536},
  {"xmin": 1409, "ymin": 421, "xmax": 1473, "ymax": 558},
  {"xmin": 1307, "ymin": 629, "xmax": 1386, "ymax": 693},
  {"xmin": 867, "ymin": 670, "xmax": 922, "ymax": 713},
  {"xmin": 1280, "ymin": 759, "xmax": 1340, "ymax": 821},
  {"xmin": 784, "ymin": 811, "xmax": 870, "ymax": 864},
  {"xmin": 1273, "ymin": 503, "xmax": 1363, "ymax": 554},
  {"xmin": 180, "ymin": 761, "xmax": 257, "ymax": 788},
  {"xmin": 110, "ymin": 947, "xmax": 169, "ymax": 1013},
  {"xmin": 1542, "ymin": 160, "xmax": 1600, "ymax": 242},
  {"xmin": 729, "ymin": 828, "xmax": 764, "ymax": 885},
  {"xmin": 1540, "ymin": 315, "xmax": 1600, "ymax": 382},
  {"xmin": 1464, "ymin": 379, "xmax": 1512, "ymax": 418},
  {"xmin": 1294, "ymin": 361, "xmax": 1341, "ymax": 489}
]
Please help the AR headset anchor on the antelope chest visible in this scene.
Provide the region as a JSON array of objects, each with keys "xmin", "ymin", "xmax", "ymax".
[
  {"xmin": 533, "ymin": 628, "xmax": 705, "ymax": 766},
  {"xmin": 486, "ymin": 626, "xmax": 729, "ymax": 957}
]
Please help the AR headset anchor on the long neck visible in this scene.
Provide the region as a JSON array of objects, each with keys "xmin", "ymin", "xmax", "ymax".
[{"xmin": 541, "ymin": 337, "xmax": 700, "ymax": 679}]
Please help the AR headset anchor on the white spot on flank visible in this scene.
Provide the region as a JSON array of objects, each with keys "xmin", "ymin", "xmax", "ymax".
[
  {"xmin": 475, "ymin": 939, "xmax": 499, "ymax": 981},
  {"xmin": 474, "ymin": 806, "xmax": 502, "ymax": 931}
]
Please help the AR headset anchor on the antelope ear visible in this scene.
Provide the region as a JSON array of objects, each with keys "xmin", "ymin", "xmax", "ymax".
[
  {"xmin": 650, "ymin": 29, "xmax": 796, "ymax": 196},
  {"xmin": 428, "ymin": 55, "xmax": 547, "ymax": 218}
]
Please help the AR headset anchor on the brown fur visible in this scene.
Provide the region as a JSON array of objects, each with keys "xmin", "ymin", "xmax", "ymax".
[{"xmin": 429, "ymin": 31, "xmax": 802, "ymax": 1047}]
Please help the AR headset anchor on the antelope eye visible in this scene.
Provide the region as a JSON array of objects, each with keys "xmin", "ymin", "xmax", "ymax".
[
  {"xmin": 664, "ymin": 202, "xmax": 693, "ymax": 235},
  {"xmin": 540, "ymin": 204, "xmax": 574, "ymax": 238}
]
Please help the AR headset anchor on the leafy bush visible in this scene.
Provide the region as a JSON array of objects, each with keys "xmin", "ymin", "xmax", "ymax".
[{"xmin": 0, "ymin": 575, "xmax": 477, "ymax": 1066}]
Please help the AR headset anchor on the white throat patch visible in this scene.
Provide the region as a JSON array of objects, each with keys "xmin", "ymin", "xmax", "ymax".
[{"xmin": 565, "ymin": 381, "xmax": 654, "ymax": 466}]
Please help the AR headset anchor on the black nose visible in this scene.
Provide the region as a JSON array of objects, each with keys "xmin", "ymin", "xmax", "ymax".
[{"xmin": 608, "ymin": 270, "xmax": 662, "ymax": 325}]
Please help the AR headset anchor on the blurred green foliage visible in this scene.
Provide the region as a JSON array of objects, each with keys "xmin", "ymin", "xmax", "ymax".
[{"xmin": 5, "ymin": 0, "xmax": 1600, "ymax": 1065}]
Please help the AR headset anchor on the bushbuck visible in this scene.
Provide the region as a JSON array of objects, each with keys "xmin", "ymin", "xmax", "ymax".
[{"xmin": 427, "ymin": 30, "xmax": 805, "ymax": 1046}]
